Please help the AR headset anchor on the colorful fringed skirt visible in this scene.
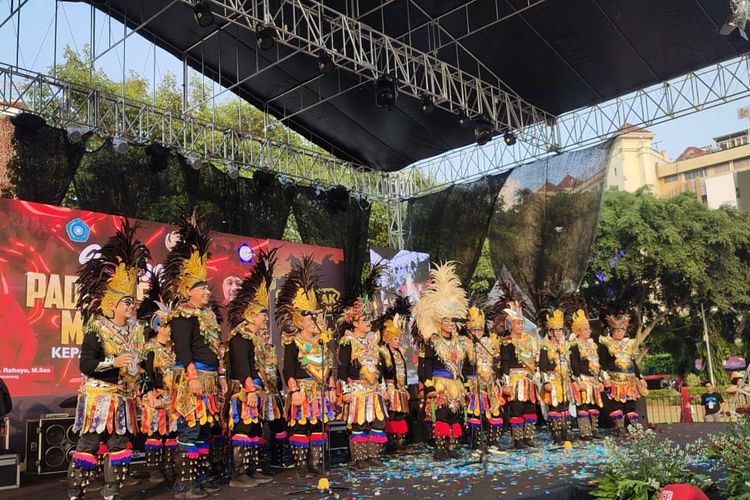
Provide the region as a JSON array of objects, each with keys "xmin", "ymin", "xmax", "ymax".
[
  {"xmin": 286, "ymin": 378, "xmax": 336, "ymax": 426},
  {"xmin": 171, "ymin": 367, "xmax": 221, "ymax": 428},
  {"xmin": 73, "ymin": 378, "xmax": 138, "ymax": 436},
  {"xmin": 384, "ymin": 380, "xmax": 409, "ymax": 414},
  {"xmin": 572, "ymin": 375, "xmax": 604, "ymax": 407},
  {"xmin": 507, "ymin": 368, "xmax": 538, "ymax": 404},
  {"xmin": 342, "ymin": 380, "xmax": 388, "ymax": 426}
]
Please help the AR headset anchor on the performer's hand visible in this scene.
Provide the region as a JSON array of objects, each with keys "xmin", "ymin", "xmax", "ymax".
[
  {"xmin": 113, "ymin": 353, "xmax": 135, "ymax": 368},
  {"xmin": 219, "ymin": 377, "xmax": 228, "ymax": 395},
  {"xmin": 291, "ymin": 391, "xmax": 303, "ymax": 407},
  {"xmin": 502, "ymin": 386, "xmax": 511, "ymax": 396},
  {"xmin": 247, "ymin": 393, "xmax": 258, "ymax": 408},
  {"xmin": 188, "ymin": 378, "xmax": 203, "ymax": 396},
  {"xmin": 146, "ymin": 391, "xmax": 161, "ymax": 408},
  {"xmin": 544, "ymin": 382, "xmax": 552, "ymax": 392},
  {"xmin": 327, "ymin": 390, "xmax": 337, "ymax": 404},
  {"xmin": 342, "ymin": 393, "xmax": 352, "ymax": 403}
]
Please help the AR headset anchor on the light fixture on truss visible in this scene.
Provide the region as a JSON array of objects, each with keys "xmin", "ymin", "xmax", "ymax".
[{"xmin": 720, "ymin": 0, "xmax": 750, "ymax": 39}]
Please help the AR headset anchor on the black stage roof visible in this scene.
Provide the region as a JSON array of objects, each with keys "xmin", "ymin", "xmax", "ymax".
[{"xmin": 81, "ymin": 0, "xmax": 750, "ymax": 172}]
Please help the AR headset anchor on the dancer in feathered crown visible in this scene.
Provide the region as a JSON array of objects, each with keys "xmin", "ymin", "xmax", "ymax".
[
  {"xmin": 68, "ymin": 220, "xmax": 149, "ymax": 500},
  {"xmin": 375, "ymin": 295, "xmax": 412, "ymax": 453},
  {"xmin": 163, "ymin": 210, "xmax": 225, "ymax": 499},
  {"xmin": 138, "ymin": 273, "xmax": 178, "ymax": 484},
  {"xmin": 598, "ymin": 313, "xmax": 648, "ymax": 438},
  {"xmin": 500, "ymin": 300, "xmax": 540, "ymax": 449},
  {"xmin": 414, "ymin": 262, "xmax": 469, "ymax": 461},
  {"xmin": 336, "ymin": 264, "xmax": 389, "ymax": 470},
  {"xmin": 461, "ymin": 301, "xmax": 505, "ymax": 450},
  {"xmin": 226, "ymin": 249, "xmax": 278, "ymax": 488},
  {"xmin": 277, "ymin": 256, "xmax": 336, "ymax": 477},
  {"xmin": 539, "ymin": 309, "xmax": 573, "ymax": 444},
  {"xmin": 569, "ymin": 309, "xmax": 604, "ymax": 440}
]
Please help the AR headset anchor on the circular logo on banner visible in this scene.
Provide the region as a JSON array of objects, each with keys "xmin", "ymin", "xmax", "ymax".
[
  {"xmin": 237, "ymin": 243, "xmax": 255, "ymax": 263},
  {"xmin": 66, "ymin": 218, "xmax": 90, "ymax": 243}
]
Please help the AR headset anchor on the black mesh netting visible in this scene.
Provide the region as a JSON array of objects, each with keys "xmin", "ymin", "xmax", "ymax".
[
  {"xmin": 73, "ymin": 141, "xmax": 192, "ymax": 223},
  {"xmin": 292, "ymin": 185, "xmax": 371, "ymax": 295},
  {"xmin": 405, "ymin": 172, "xmax": 509, "ymax": 284},
  {"xmin": 488, "ymin": 141, "xmax": 613, "ymax": 319},
  {"xmin": 1, "ymin": 120, "xmax": 86, "ymax": 205},
  {"xmin": 189, "ymin": 166, "xmax": 294, "ymax": 239}
]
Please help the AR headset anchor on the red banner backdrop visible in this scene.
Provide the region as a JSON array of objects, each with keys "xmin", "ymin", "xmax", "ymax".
[{"xmin": 0, "ymin": 198, "xmax": 343, "ymax": 455}]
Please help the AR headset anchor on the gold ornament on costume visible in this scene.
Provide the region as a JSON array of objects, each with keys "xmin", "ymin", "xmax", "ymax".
[
  {"xmin": 571, "ymin": 309, "xmax": 590, "ymax": 334},
  {"xmin": 276, "ymin": 255, "xmax": 323, "ymax": 342},
  {"xmin": 381, "ymin": 316, "xmax": 403, "ymax": 343},
  {"xmin": 413, "ymin": 261, "xmax": 468, "ymax": 341},
  {"xmin": 227, "ymin": 249, "xmax": 277, "ymax": 328},
  {"xmin": 605, "ymin": 314, "xmax": 631, "ymax": 332},
  {"xmin": 374, "ymin": 294, "xmax": 412, "ymax": 345},
  {"xmin": 177, "ymin": 250, "xmax": 208, "ymax": 300},
  {"xmin": 466, "ymin": 306, "xmax": 486, "ymax": 330},
  {"xmin": 100, "ymin": 262, "xmax": 139, "ymax": 318},
  {"xmin": 162, "ymin": 210, "xmax": 212, "ymax": 305},
  {"xmin": 545, "ymin": 309, "xmax": 564, "ymax": 330}
]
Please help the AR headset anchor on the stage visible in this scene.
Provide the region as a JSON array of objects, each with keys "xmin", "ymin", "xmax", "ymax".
[{"xmin": 4, "ymin": 423, "xmax": 725, "ymax": 499}]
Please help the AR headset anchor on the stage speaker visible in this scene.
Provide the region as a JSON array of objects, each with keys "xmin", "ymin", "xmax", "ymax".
[
  {"xmin": 26, "ymin": 414, "xmax": 77, "ymax": 474},
  {"xmin": 0, "ymin": 454, "xmax": 20, "ymax": 490},
  {"xmin": 326, "ymin": 421, "xmax": 350, "ymax": 465}
]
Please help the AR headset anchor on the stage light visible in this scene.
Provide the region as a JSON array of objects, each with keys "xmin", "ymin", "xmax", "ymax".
[
  {"xmin": 187, "ymin": 156, "xmax": 202, "ymax": 171},
  {"xmin": 457, "ymin": 111, "xmax": 470, "ymax": 128},
  {"xmin": 146, "ymin": 142, "xmax": 170, "ymax": 171},
  {"xmin": 375, "ymin": 76, "xmax": 397, "ymax": 110},
  {"xmin": 193, "ymin": 1, "xmax": 213, "ymax": 28},
  {"xmin": 227, "ymin": 161, "xmax": 239, "ymax": 179},
  {"xmin": 112, "ymin": 136, "xmax": 129, "ymax": 154},
  {"xmin": 66, "ymin": 126, "xmax": 84, "ymax": 143},
  {"xmin": 474, "ymin": 119, "xmax": 494, "ymax": 146},
  {"xmin": 317, "ymin": 51, "xmax": 335, "ymax": 74},
  {"xmin": 503, "ymin": 130, "xmax": 517, "ymax": 146},
  {"xmin": 256, "ymin": 24, "xmax": 277, "ymax": 51},
  {"xmin": 720, "ymin": 0, "xmax": 750, "ymax": 39},
  {"xmin": 420, "ymin": 94, "xmax": 435, "ymax": 113}
]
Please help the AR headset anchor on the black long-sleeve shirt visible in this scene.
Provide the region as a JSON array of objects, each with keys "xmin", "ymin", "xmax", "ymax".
[
  {"xmin": 500, "ymin": 342, "xmax": 524, "ymax": 375},
  {"xmin": 380, "ymin": 346, "xmax": 406, "ymax": 384},
  {"xmin": 569, "ymin": 343, "xmax": 595, "ymax": 378},
  {"xmin": 171, "ymin": 316, "xmax": 218, "ymax": 369},
  {"xmin": 79, "ymin": 330, "xmax": 120, "ymax": 384},
  {"xmin": 283, "ymin": 341, "xmax": 308, "ymax": 382},
  {"xmin": 229, "ymin": 335, "xmax": 258, "ymax": 384},
  {"xmin": 538, "ymin": 347, "xmax": 557, "ymax": 374}
]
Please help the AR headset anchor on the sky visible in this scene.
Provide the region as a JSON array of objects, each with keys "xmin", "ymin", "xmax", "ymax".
[{"xmin": 2, "ymin": 0, "xmax": 750, "ymax": 162}]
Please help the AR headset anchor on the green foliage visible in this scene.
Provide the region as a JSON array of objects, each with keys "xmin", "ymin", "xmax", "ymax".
[
  {"xmin": 592, "ymin": 424, "xmax": 711, "ymax": 499},
  {"xmin": 686, "ymin": 373, "xmax": 702, "ymax": 387},
  {"xmin": 707, "ymin": 415, "xmax": 750, "ymax": 499},
  {"xmin": 469, "ymin": 239, "xmax": 494, "ymax": 296},
  {"xmin": 639, "ymin": 353, "xmax": 673, "ymax": 375}
]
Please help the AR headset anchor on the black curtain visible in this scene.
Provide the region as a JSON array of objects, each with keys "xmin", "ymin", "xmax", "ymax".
[
  {"xmin": 405, "ymin": 172, "xmax": 509, "ymax": 284},
  {"xmin": 292, "ymin": 185, "xmax": 371, "ymax": 295},
  {"xmin": 2, "ymin": 120, "xmax": 85, "ymax": 205},
  {"xmin": 488, "ymin": 141, "xmax": 613, "ymax": 320}
]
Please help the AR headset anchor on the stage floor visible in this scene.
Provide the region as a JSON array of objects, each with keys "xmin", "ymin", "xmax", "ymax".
[{"xmin": 5, "ymin": 423, "xmax": 725, "ymax": 500}]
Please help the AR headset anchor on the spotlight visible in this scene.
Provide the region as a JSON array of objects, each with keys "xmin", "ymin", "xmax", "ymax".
[
  {"xmin": 187, "ymin": 156, "xmax": 202, "ymax": 171},
  {"xmin": 474, "ymin": 119, "xmax": 494, "ymax": 146},
  {"xmin": 420, "ymin": 93, "xmax": 435, "ymax": 113},
  {"xmin": 375, "ymin": 76, "xmax": 397, "ymax": 110},
  {"xmin": 503, "ymin": 130, "xmax": 517, "ymax": 146},
  {"xmin": 112, "ymin": 136, "xmax": 129, "ymax": 154},
  {"xmin": 227, "ymin": 162, "xmax": 239, "ymax": 179},
  {"xmin": 66, "ymin": 125, "xmax": 85, "ymax": 144},
  {"xmin": 256, "ymin": 24, "xmax": 277, "ymax": 51},
  {"xmin": 720, "ymin": 0, "xmax": 750, "ymax": 39},
  {"xmin": 317, "ymin": 51, "xmax": 335, "ymax": 74},
  {"xmin": 457, "ymin": 110, "xmax": 470, "ymax": 128},
  {"xmin": 193, "ymin": 0, "xmax": 213, "ymax": 27},
  {"xmin": 146, "ymin": 142, "xmax": 170, "ymax": 171}
]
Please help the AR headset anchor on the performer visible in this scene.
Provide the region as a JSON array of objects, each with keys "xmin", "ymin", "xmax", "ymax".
[
  {"xmin": 337, "ymin": 266, "xmax": 388, "ymax": 470},
  {"xmin": 461, "ymin": 306, "xmax": 504, "ymax": 449},
  {"xmin": 226, "ymin": 249, "xmax": 277, "ymax": 487},
  {"xmin": 376, "ymin": 295, "xmax": 412, "ymax": 452},
  {"xmin": 163, "ymin": 211, "xmax": 226, "ymax": 499},
  {"xmin": 277, "ymin": 256, "xmax": 336, "ymax": 477},
  {"xmin": 138, "ymin": 275, "xmax": 178, "ymax": 484},
  {"xmin": 598, "ymin": 313, "xmax": 647, "ymax": 437},
  {"xmin": 413, "ymin": 262, "xmax": 469, "ymax": 461},
  {"xmin": 500, "ymin": 303, "xmax": 540, "ymax": 449},
  {"xmin": 68, "ymin": 220, "xmax": 149, "ymax": 500},
  {"xmin": 539, "ymin": 309, "xmax": 572, "ymax": 445},
  {"xmin": 568, "ymin": 309, "xmax": 604, "ymax": 441}
]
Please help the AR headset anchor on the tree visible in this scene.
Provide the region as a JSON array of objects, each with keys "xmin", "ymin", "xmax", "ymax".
[{"xmin": 581, "ymin": 188, "xmax": 750, "ymax": 361}]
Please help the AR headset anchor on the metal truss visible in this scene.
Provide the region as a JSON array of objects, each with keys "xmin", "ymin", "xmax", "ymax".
[
  {"xmin": 402, "ymin": 53, "xmax": 750, "ymax": 194},
  {"xmin": 190, "ymin": 0, "xmax": 557, "ymax": 147},
  {"xmin": 0, "ymin": 63, "xmax": 389, "ymax": 199}
]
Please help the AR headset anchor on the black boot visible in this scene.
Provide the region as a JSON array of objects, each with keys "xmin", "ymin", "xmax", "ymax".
[
  {"xmin": 433, "ymin": 437, "xmax": 448, "ymax": 461},
  {"xmin": 67, "ymin": 460, "xmax": 94, "ymax": 500},
  {"xmin": 366, "ymin": 439, "xmax": 384, "ymax": 467},
  {"xmin": 197, "ymin": 453, "xmax": 221, "ymax": 494},
  {"xmin": 291, "ymin": 445, "xmax": 309, "ymax": 478},
  {"xmin": 549, "ymin": 419, "xmax": 563, "ymax": 445},
  {"xmin": 307, "ymin": 445, "xmax": 324, "ymax": 476},
  {"xmin": 590, "ymin": 413, "xmax": 603, "ymax": 440},
  {"xmin": 146, "ymin": 448, "xmax": 166, "ymax": 484},
  {"xmin": 523, "ymin": 422, "xmax": 538, "ymax": 448},
  {"xmin": 578, "ymin": 416, "xmax": 593, "ymax": 441},
  {"xmin": 248, "ymin": 446, "xmax": 273, "ymax": 484},
  {"xmin": 448, "ymin": 437, "xmax": 461, "ymax": 459},
  {"xmin": 163, "ymin": 444, "xmax": 176, "ymax": 483},
  {"xmin": 100, "ymin": 457, "xmax": 121, "ymax": 500},
  {"xmin": 350, "ymin": 440, "xmax": 369, "ymax": 470},
  {"xmin": 512, "ymin": 426, "xmax": 527, "ymax": 450},
  {"xmin": 173, "ymin": 453, "xmax": 207, "ymax": 499},
  {"xmin": 229, "ymin": 446, "xmax": 257, "ymax": 488}
]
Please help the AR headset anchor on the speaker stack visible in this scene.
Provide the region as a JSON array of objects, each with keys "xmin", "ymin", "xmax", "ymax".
[
  {"xmin": 25, "ymin": 414, "xmax": 77, "ymax": 474},
  {"xmin": 326, "ymin": 420, "xmax": 351, "ymax": 465}
]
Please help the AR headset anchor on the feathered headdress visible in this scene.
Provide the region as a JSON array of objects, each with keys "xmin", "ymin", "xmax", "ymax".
[
  {"xmin": 227, "ymin": 248, "xmax": 277, "ymax": 328},
  {"xmin": 137, "ymin": 270, "xmax": 170, "ymax": 334},
  {"xmin": 605, "ymin": 313, "xmax": 631, "ymax": 332},
  {"xmin": 413, "ymin": 261, "xmax": 468, "ymax": 341},
  {"xmin": 76, "ymin": 219, "xmax": 149, "ymax": 322},
  {"xmin": 545, "ymin": 309, "xmax": 564, "ymax": 330},
  {"xmin": 162, "ymin": 209, "xmax": 212, "ymax": 305},
  {"xmin": 465, "ymin": 294, "xmax": 487, "ymax": 331},
  {"xmin": 373, "ymin": 294, "xmax": 412, "ymax": 344},
  {"xmin": 276, "ymin": 255, "xmax": 321, "ymax": 340},
  {"xmin": 571, "ymin": 309, "xmax": 590, "ymax": 334},
  {"xmin": 335, "ymin": 262, "xmax": 386, "ymax": 331}
]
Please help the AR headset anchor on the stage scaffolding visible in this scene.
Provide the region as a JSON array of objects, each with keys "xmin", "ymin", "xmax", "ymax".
[{"xmin": 3, "ymin": 2, "xmax": 750, "ymax": 249}]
